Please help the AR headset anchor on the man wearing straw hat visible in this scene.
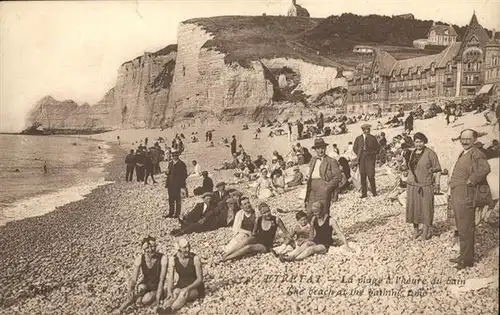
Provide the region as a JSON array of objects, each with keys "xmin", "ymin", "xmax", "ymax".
[
  {"xmin": 304, "ymin": 138, "xmax": 343, "ymax": 217},
  {"xmin": 164, "ymin": 148, "xmax": 188, "ymax": 218},
  {"xmin": 353, "ymin": 124, "xmax": 381, "ymax": 198}
]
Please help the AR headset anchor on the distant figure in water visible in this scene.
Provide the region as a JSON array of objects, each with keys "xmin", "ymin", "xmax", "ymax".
[
  {"xmin": 117, "ymin": 136, "xmax": 121, "ymax": 145},
  {"xmin": 14, "ymin": 169, "xmax": 20, "ymax": 172},
  {"xmin": 113, "ymin": 236, "xmax": 168, "ymax": 314},
  {"xmin": 98, "ymin": 146, "xmax": 102, "ymax": 150},
  {"xmin": 43, "ymin": 161, "xmax": 47, "ymax": 174}
]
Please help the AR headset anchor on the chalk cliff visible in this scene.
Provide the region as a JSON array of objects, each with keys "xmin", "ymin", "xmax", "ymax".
[
  {"xmin": 26, "ymin": 16, "xmax": 352, "ymax": 132},
  {"xmin": 25, "ymin": 46, "xmax": 177, "ymax": 132},
  {"xmin": 167, "ymin": 20, "xmax": 348, "ymax": 124}
]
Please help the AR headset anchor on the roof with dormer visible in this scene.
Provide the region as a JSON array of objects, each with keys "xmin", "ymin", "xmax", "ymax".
[{"xmin": 427, "ymin": 24, "xmax": 458, "ymax": 37}]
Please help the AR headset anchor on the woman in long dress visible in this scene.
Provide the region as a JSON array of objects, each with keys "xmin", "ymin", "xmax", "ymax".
[{"xmin": 406, "ymin": 132, "xmax": 442, "ymax": 240}]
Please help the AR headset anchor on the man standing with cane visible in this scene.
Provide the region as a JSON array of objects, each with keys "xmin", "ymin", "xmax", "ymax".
[
  {"xmin": 353, "ymin": 124, "xmax": 381, "ymax": 199},
  {"xmin": 164, "ymin": 148, "xmax": 188, "ymax": 218}
]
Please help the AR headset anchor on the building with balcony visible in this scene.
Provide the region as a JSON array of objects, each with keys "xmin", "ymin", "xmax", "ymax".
[{"xmin": 346, "ymin": 13, "xmax": 500, "ymax": 113}]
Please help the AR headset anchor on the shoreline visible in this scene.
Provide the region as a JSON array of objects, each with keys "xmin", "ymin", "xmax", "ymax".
[
  {"xmin": 0, "ymin": 141, "xmax": 116, "ymax": 227},
  {"xmin": 0, "ymin": 142, "xmax": 126, "ymax": 309}
]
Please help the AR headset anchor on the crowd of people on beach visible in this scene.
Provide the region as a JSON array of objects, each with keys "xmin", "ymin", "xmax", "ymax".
[{"xmin": 116, "ymin": 99, "xmax": 499, "ymax": 314}]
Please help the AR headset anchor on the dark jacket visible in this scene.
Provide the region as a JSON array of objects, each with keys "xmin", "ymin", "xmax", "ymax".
[
  {"xmin": 212, "ymin": 190, "xmax": 230, "ymax": 205},
  {"xmin": 125, "ymin": 153, "xmax": 136, "ymax": 165},
  {"xmin": 353, "ymin": 134, "xmax": 381, "ymax": 161},
  {"xmin": 166, "ymin": 159, "xmax": 187, "ymax": 189},
  {"xmin": 184, "ymin": 202, "xmax": 216, "ymax": 224},
  {"xmin": 202, "ymin": 177, "xmax": 214, "ymax": 193}
]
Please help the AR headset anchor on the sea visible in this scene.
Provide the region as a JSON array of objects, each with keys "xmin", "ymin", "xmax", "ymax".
[{"xmin": 0, "ymin": 134, "xmax": 114, "ymax": 227}]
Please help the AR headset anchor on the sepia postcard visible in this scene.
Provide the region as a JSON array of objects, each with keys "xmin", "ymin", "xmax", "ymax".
[{"xmin": 0, "ymin": 1, "xmax": 499, "ymax": 314}]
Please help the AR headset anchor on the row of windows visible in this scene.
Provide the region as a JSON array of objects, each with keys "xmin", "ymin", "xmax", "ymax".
[
  {"xmin": 485, "ymin": 68, "xmax": 500, "ymax": 80},
  {"xmin": 465, "ymin": 62, "xmax": 482, "ymax": 71},
  {"xmin": 389, "ymin": 76, "xmax": 436, "ymax": 87},
  {"xmin": 350, "ymin": 87, "xmax": 439, "ymax": 103},
  {"xmin": 388, "ymin": 88, "xmax": 435, "ymax": 100},
  {"xmin": 488, "ymin": 56, "xmax": 500, "ymax": 66},
  {"xmin": 351, "ymin": 93, "xmax": 379, "ymax": 103},
  {"xmin": 463, "ymin": 74, "xmax": 480, "ymax": 85}
]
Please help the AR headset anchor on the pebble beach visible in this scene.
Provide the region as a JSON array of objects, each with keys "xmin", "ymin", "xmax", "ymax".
[{"xmin": 1, "ymin": 112, "xmax": 498, "ymax": 315}]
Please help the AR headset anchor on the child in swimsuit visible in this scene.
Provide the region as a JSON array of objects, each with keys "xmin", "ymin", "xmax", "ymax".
[{"xmin": 272, "ymin": 211, "xmax": 312, "ymax": 255}]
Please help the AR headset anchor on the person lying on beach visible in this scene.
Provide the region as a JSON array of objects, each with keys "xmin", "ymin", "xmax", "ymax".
[
  {"xmin": 221, "ymin": 202, "xmax": 288, "ymax": 262},
  {"xmin": 272, "ymin": 210, "xmax": 312, "ymax": 255},
  {"xmin": 157, "ymin": 237, "xmax": 205, "ymax": 314},
  {"xmin": 222, "ymin": 197, "xmax": 257, "ymax": 255},
  {"xmin": 280, "ymin": 202, "xmax": 353, "ymax": 262},
  {"xmin": 112, "ymin": 236, "xmax": 168, "ymax": 314},
  {"xmin": 170, "ymin": 193, "xmax": 218, "ymax": 236},
  {"xmin": 214, "ymin": 153, "xmax": 239, "ymax": 170}
]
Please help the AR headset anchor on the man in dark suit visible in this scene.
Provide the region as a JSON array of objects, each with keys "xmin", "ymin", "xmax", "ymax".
[
  {"xmin": 230, "ymin": 135, "xmax": 237, "ymax": 156},
  {"xmin": 164, "ymin": 148, "xmax": 188, "ymax": 218},
  {"xmin": 170, "ymin": 192, "xmax": 218, "ymax": 236},
  {"xmin": 353, "ymin": 124, "xmax": 381, "ymax": 198},
  {"xmin": 125, "ymin": 149, "xmax": 135, "ymax": 182},
  {"xmin": 449, "ymin": 129, "xmax": 491, "ymax": 270},
  {"xmin": 212, "ymin": 182, "xmax": 229, "ymax": 205},
  {"xmin": 304, "ymin": 138, "xmax": 343, "ymax": 218}
]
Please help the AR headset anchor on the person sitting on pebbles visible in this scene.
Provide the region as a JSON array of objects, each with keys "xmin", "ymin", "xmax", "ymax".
[
  {"xmin": 222, "ymin": 196, "xmax": 258, "ymax": 256},
  {"xmin": 280, "ymin": 201, "xmax": 353, "ymax": 261},
  {"xmin": 157, "ymin": 237, "xmax": 205, "ymax": 314},
  {"xmin": 254, "ymin": 168, "xmax": 278, "ymax": 200},
  {"xmin": 272, "ymin": 210, "xmax": 313, "ymax": 256},
  {"xmin": 221, "ymin": 202, "xmax": 288, "ymax": 262},
  {"xmin": 113, "ymin": 236, "xmax": 168, "ymax": 314}
]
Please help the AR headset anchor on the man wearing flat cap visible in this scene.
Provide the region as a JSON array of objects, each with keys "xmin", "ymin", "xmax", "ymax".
[
  {"xmin": 304, "ymin": 138, "xmax": 343, "ymax": 218},
  {"xmin": 170, "ymin": 192, "xmax": 218, "ymax": 236},
  {"xmin": 164, "ymin": 148, "xmax": 188, "ymax": 218},
  {"xmin": 353, "ymin": 124, "xmax": 381, "ymax": 198},
  {"xmin": 212, "ymin": 182, "xmax": 229, "ymax": 205}
]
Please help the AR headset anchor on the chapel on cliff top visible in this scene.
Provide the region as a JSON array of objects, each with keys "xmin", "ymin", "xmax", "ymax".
[{"xmin": 287, "ymin": 0, "xmax": 310, "ymax": 17}]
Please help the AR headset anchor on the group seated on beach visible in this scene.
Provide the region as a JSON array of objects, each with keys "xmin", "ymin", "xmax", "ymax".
[
  {"xmin": 219, "ymin": 200, "xmax": 353, "ymax": 263},
  {"xmin": 113, "ymin": 236, "xmax": 204, "ymax": 315}
]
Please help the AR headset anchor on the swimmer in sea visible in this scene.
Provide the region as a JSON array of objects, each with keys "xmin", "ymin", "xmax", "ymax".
[{"xmin": 43, "ymin": 161, "xmax": 47, "ymax": 174}]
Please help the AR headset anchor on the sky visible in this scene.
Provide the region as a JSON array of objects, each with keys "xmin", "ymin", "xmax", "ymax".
[{"xmin": 1, "ymin": 0, "xmax": 499, "ymax": 132}]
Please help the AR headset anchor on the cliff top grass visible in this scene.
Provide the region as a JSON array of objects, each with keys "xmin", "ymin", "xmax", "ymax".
[
  {"xmin": 121, "ymin": 44, "xmax": 178, "ymax": 66},
  {"xmin": 185, "ymin": 15, "xmax": 439, "ymax": 69},
  {"xmin": 187, "ymin": 15, "xmax": 348, "ymax": 68}
]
